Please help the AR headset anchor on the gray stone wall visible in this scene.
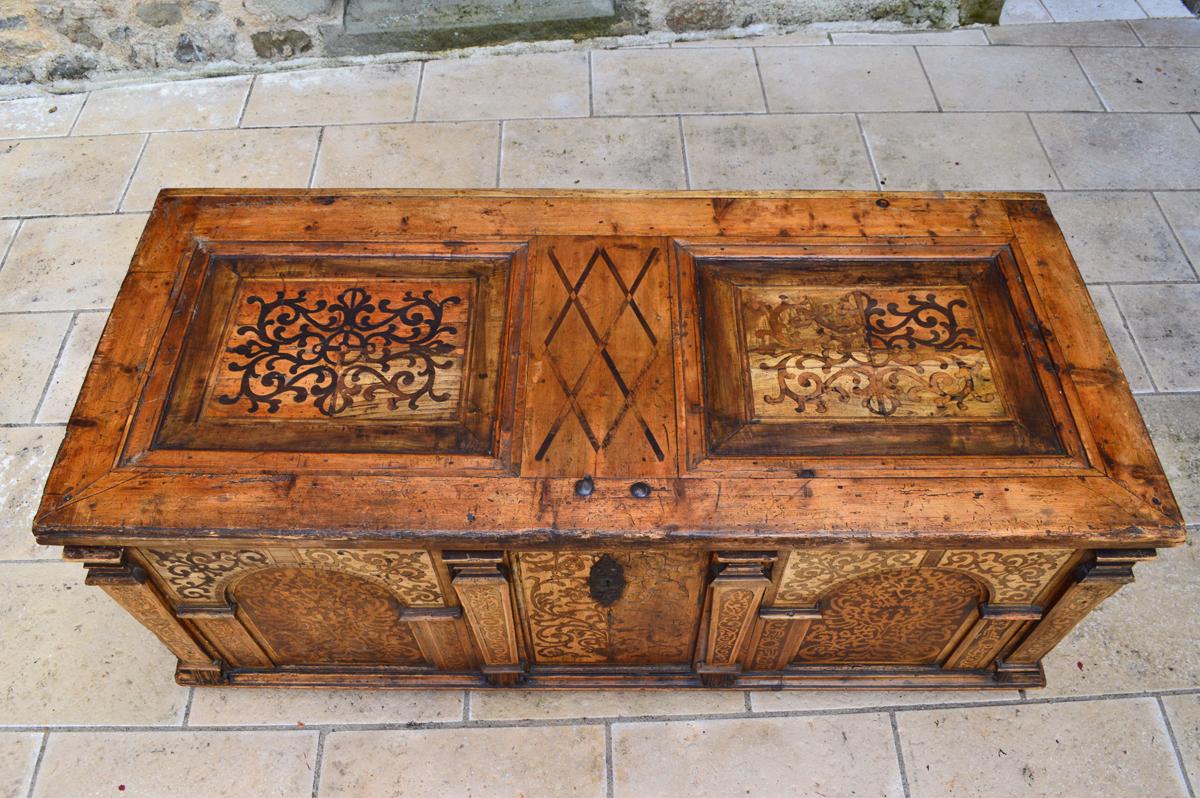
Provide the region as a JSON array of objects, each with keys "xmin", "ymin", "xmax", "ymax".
[{"xmin": 1, "ymin": 0, "xmax": 958, "ymax": 85}]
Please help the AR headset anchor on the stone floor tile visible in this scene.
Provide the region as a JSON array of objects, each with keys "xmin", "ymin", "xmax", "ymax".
[
  {"xmin": 469, "ymin": 689, "xmax": 746, "ymax": 720},
  {"xmin": 987, "ymin": 19, "xmax": 1142, "ymax": 44},
  {"xmin": 672, "ymin": 29, "xmax": 832, "ymax": 46},
  {"xmin": 757, "ymin": 46, "xmax": 937, "ymax": 112},
  {"xmin": 0, "ymin": 96, "xmax": 84, "ymax": 140},
  {"xmin": 312, "ymin": 122, "xmax": 498, "ymax": 188},
  {"xmin": 592, "ymin": 48, "xmax": 765, "ymax": 115},
  {"xmin": 1156, "ymin": 191, "xmax": 1200, "ymax": 268},
  {"xmin": 898, "ymin": 698, "xmax": 1188, "ymax": 797},
  {"xmin": 0, "ymin": 427, "xmax": 65, "ymax": 561},
  {"xmin": 0, "ymin": 221, "xmax": 15, "ymax": 260},
  {"xmin": 1033, "ymin": 113, "xmax": 1200, "ymax": 189},
  {"xmin": 241, "ymin": 63, "xmax": 420, "ymax": 128},
  {"xmin": 1075, "ymin": 47, "xmax": 1200, "ymax": 111},
  {"xmin": 0, "ymin": 135, "xmax": 144, "ymax": 217},
  {"xmin": 1132, "ymin": 17, "xmax": 1200, "ymax": 45},
  {"xmin": 1087, "ymin": 285, "xmax": 1155, "ymax": 391},
  {"xmin": 0, "ymin": 313, "xmax": 71, "ymax": 423},
  {"xmin": 1114, "ymin": 283, "xmax": 1200, "ymax": 391},
  {"xmin": 613, "ymin": 714, "xmax": 902, "ymax": 797},
  {"xmin": 1135, "ymin": 0, "xmax": 1195, "ymax": 16},
  {"xmin": 36, "ymin": 312, "xmax": 106, "ymax": 424},
  {"xmin": 34, "ymin": 730, "xmax": 318, "ymax": 798},
  {"xmin": 830, "ymin": 29, "xmax": 990, "ymax": 44},
  {"xmin": 0, "ymin": 214, "xmax": 148, "ymax": 312},
  {"xmin": 1041, "ymin": 0, "xmax": 1147, "ymax": 20},
  {"xmin": 1047, "ymin": 191, "xmax": 1193, "ymax": 282},
  {"xmin": 188, "ymin": 688, "xmax": 463, "ymax": 726},
  {"xmin": 920, "ymin": 45, "xmax": 1102, "ymax": 110},
  {"xmin": 417, "ymin": 51, "xmax": 589, "ymax": 121},
  {"xmin": 1000, "ymin": 0, "xmax": 1056, "ymax": 24},
  {"xmin": 750, "ymin": 690, "xmax": 1021, "ymax": 712},
  {"xmin": 861, "ymin": 113, "xmax": 1058, "ymax": 190},
  {"xmin": 0, "ymin": 734, "xmax": 40, "ymax": 798},
  {"xmin": 121, "ymin": 128, "xmax": 319, "ymax": 212},
  {"xmin": 319, "ymin": 726, "xmax": 605, "ymax": 797},
  {"xmin": 1040, "ymin": 536, "xmax": 1199, "ymax": 694},
  {"xmin": 501, "ymin": 116, "xmax": 686, "ymax": 189},
  {"xmin": 1137, "ymin": 395, "xmax": 1200, "ymax": 522},
  {"xmin": 1162, "ymin": 693, "xmax": 1200, "ymax": 788},
  {"xmin": 0, "ymin": 562, "xmax": 188, "ymax": 725},
  {"xmin": 72, "ymin": 76, "xmax": 252, "ymax": 135},
  {"xmin": 682, "ymin": 114, "xmax": 877, "ymax": 189}
]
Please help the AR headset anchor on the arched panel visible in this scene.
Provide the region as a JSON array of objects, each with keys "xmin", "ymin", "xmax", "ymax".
[
  {"xmin": 793, "ymin": 568, "xmax": 986, "ymax": 666},
  {"xmin": 232, "ymin": 566, "xmax": 427, "ymax": 667}
]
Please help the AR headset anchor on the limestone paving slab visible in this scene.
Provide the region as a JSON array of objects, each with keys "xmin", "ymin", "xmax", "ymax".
[
  {"xmin": 187, "ymin": 688, "xmax": 464, "ymax": 726},
  {"xmin": 1039, "ymin": 0, "xmax": 1148, "ymax": 21},
  {"xmin": 612, "ymin": 714, "xmax": 903, "ymax": 797},
  {"xmin": 985, "ymin": 20, "xmax": 1142, "ymax": 44},
  {"xmin": 241, "ymin": 63, "xmax": 421, "ymax": 128},
  {"xmin": 0, "ymin": 426, "xmax": 66, "ymax": 561},
  {"xmin": 682, "ymin": 114, "xmax": 877, "ymax": 189},
  {"xmin": 37, "ymin": 312, "xmax": 107, "ymax": 424},
  {"xmin": 756, "ymin": 46, "xmax": 937, "ymax": 112},
  {"xmin": 1046, "ymin": 191, "xmax": 1193, "ymax": 282},
  {"xmin": 1114, "ymin": 283, "xmax": 1200, "ymax": 391},
  {"xmin": 0, "ymin": 312, "xmax": 72, "ymax": 424},
  {"xmin": 33, "ymin": 731, "xmax": 318, "ymax": 798},
  {"xmin": 918, "ymin": 45, "xmax": 1103, "ymax": 110},
  {"xmin": 1162, "ymin": 693, "xmax": 1200, "ymax": 788},
  {"xmin": 72, "ymin": 76, "xmax": 253, "ymax": 135},
  {"xmin": 1087, "ymin": 285, "xmax": 1154, "ymax": 392},
  {"xmin": 1000, "ymin": 0, "xmax": 1055, "ymax": 24},
  {"xmin": 0, "ymin": 734, "xmax": 39, "ymax": 798},
  {"xmin": 0, "ymin": 214, "xmax": 149, "ymax": 312},
  {"xmin": 829, "ymin": 29, "xmax": 990, "ymax": 44},
  {"xmin": 1136, "ymin": 395, "xmax": 1200, "ymax": 523},
  {"xmin": 1032, "ymin": 113, "xmax": 1200, "ymax": 189},
  {"xmin": 469, "ymin": 689, "xmax": 746, "ymax": 720},
  {"xmin": 860, "ymin": 112, "xmax": 1058, "ymax": 190},
  {"xmin": 1040, "ymin": 537, "xmax": 1200, "ymax": 695},
  {"xmin": 898, "ymin": 698, "xmax": 1188, "ymax": 797},
  {"xmin": 0, "ymin": 135, "xmax": 145, "ymax": 217},
  {"xmin": 0, "ymin": 95, "xmax": 84, "ymax": 140},
  {"xmin": 501, "ymin": 116, "xmax": 686, "ymax": 188},
  {"xmin": 0, "ymin": 562, "xmax": 188, "ymax": 726},
  {"xmin": 750, "ymin": 689, "xmax": 1021, "ymax": 712},
  {"xmin": 1155, "ymin": 191, "xmax": 1200, "ymax": 268},
  {"xmin": 121, "ymin": 128, "xmax": 320, "ymax": 212},
  {"xmin": 1075, "ymin": 46, "xmax": 1200, "ymax": 111},
  {"xmin": 312, "ymin": 122, "xmax": 499, "ymax": 188},
  {"xmin": 591, "ymin": 48, "xmax": 765, "ymax": 115},
  {"xmin": 1135, "ymin": 0, "xmax": 1195, "ymax": 16},
  {"xmin": 1131, "ymin": 17, "xmax": 1200, "ymax": 45},
  {"xmin": 672, "ymin": 29, "xmax": 832, "ymax": 46},
  {"xmin": 417, "ymin": 51, "xmax": 590, "ymax": 121},
  {"xmin": 0, "ymin": 221, "xmax": 15, "ymax": 262},
  {"xmin": 318, "ymin": 726, "xmax": 606, "ymax": 797}
]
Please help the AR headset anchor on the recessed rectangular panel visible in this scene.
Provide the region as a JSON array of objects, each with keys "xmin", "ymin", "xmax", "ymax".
[{"xmin": 693, "ymin": 252, "xmax": 1066, "ymax": 459}]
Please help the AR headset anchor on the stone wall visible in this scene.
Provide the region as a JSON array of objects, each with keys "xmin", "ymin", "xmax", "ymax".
[{"xmin": 1, "ymin": 0, "xmax": 959, "ymax": 85}]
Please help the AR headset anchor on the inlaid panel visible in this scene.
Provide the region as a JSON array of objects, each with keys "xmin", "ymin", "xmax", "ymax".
[
  {"xmin": 521, "ymin": 237, "xmax": 677, "ymax": 477},
  {"xmin": 514, "ymin": 551, "xmax": 707, "ymax": 665},
  {"xmin": 688, "ymin": 248, "xmax": 1067, "ymax": 459}
]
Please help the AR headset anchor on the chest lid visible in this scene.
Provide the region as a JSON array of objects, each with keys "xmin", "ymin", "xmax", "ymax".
[{"xmin": 34, "ymin": 190, "xmax": 1184, "ymax": 548}]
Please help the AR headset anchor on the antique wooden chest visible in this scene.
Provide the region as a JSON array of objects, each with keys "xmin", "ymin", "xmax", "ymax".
[{"xmin": 35, "ymin": 190, "xmax": 1185, "ymax": 690}]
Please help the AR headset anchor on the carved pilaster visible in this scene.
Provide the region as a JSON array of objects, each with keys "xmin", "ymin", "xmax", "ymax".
[
  {"xmin": 697, "ymin": 552, "xmax": 775, "ymax": 687},
  {"xmin": 445, "ymin": 551, "xmax": 524, "ymax": 685},
  {"xmin": 1005, "ymin": 550, "xmax": 1155, "ymax": 667},
  {"xmin": 944, "ymin": 604, "xmax": 1041, "ymax": 671},
  {"xmin": 65, "ymin": 546, "xmax": 221, "ymax": 681},
  {"xmin": 177, "ymin": 604, "xmax": 273, "ymax": 668},
  {"xmin": 747, "ymin": 607, "xmax": 821, "ymax": 671},
  {"xmin": 403, "ymin": 607, "xmax": 475, "ymax": 672}
]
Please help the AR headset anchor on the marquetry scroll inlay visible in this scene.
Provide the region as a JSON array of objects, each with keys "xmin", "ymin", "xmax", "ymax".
[
  {"xmin": 775, "ymin": 548, "xmax": 1071, "ymax": 608},
  {"xmin": 143, "ymin": 547, "xmax": 443, "ymax": 606}
]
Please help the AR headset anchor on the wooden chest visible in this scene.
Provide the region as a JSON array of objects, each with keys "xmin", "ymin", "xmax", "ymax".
[{"xmin": 35, "ymin": 190, "xmax": 1185, "ymax": 690}]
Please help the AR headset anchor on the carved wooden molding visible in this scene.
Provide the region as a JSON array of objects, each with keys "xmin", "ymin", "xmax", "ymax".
[
  {"xmin": 944, "ymin": 604, "xmax": 1041, "ymax": 671},
  {"xmin": 1006, "ymin": 550, "xmax": 1153, "ymax": 666},
  {"xmin": 697, "ymin": 552, "xmax": 775, "ymax": 686},
  {"xmin": 446, "ymin": 551, "xmax": 524, "ymax": 685}
]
